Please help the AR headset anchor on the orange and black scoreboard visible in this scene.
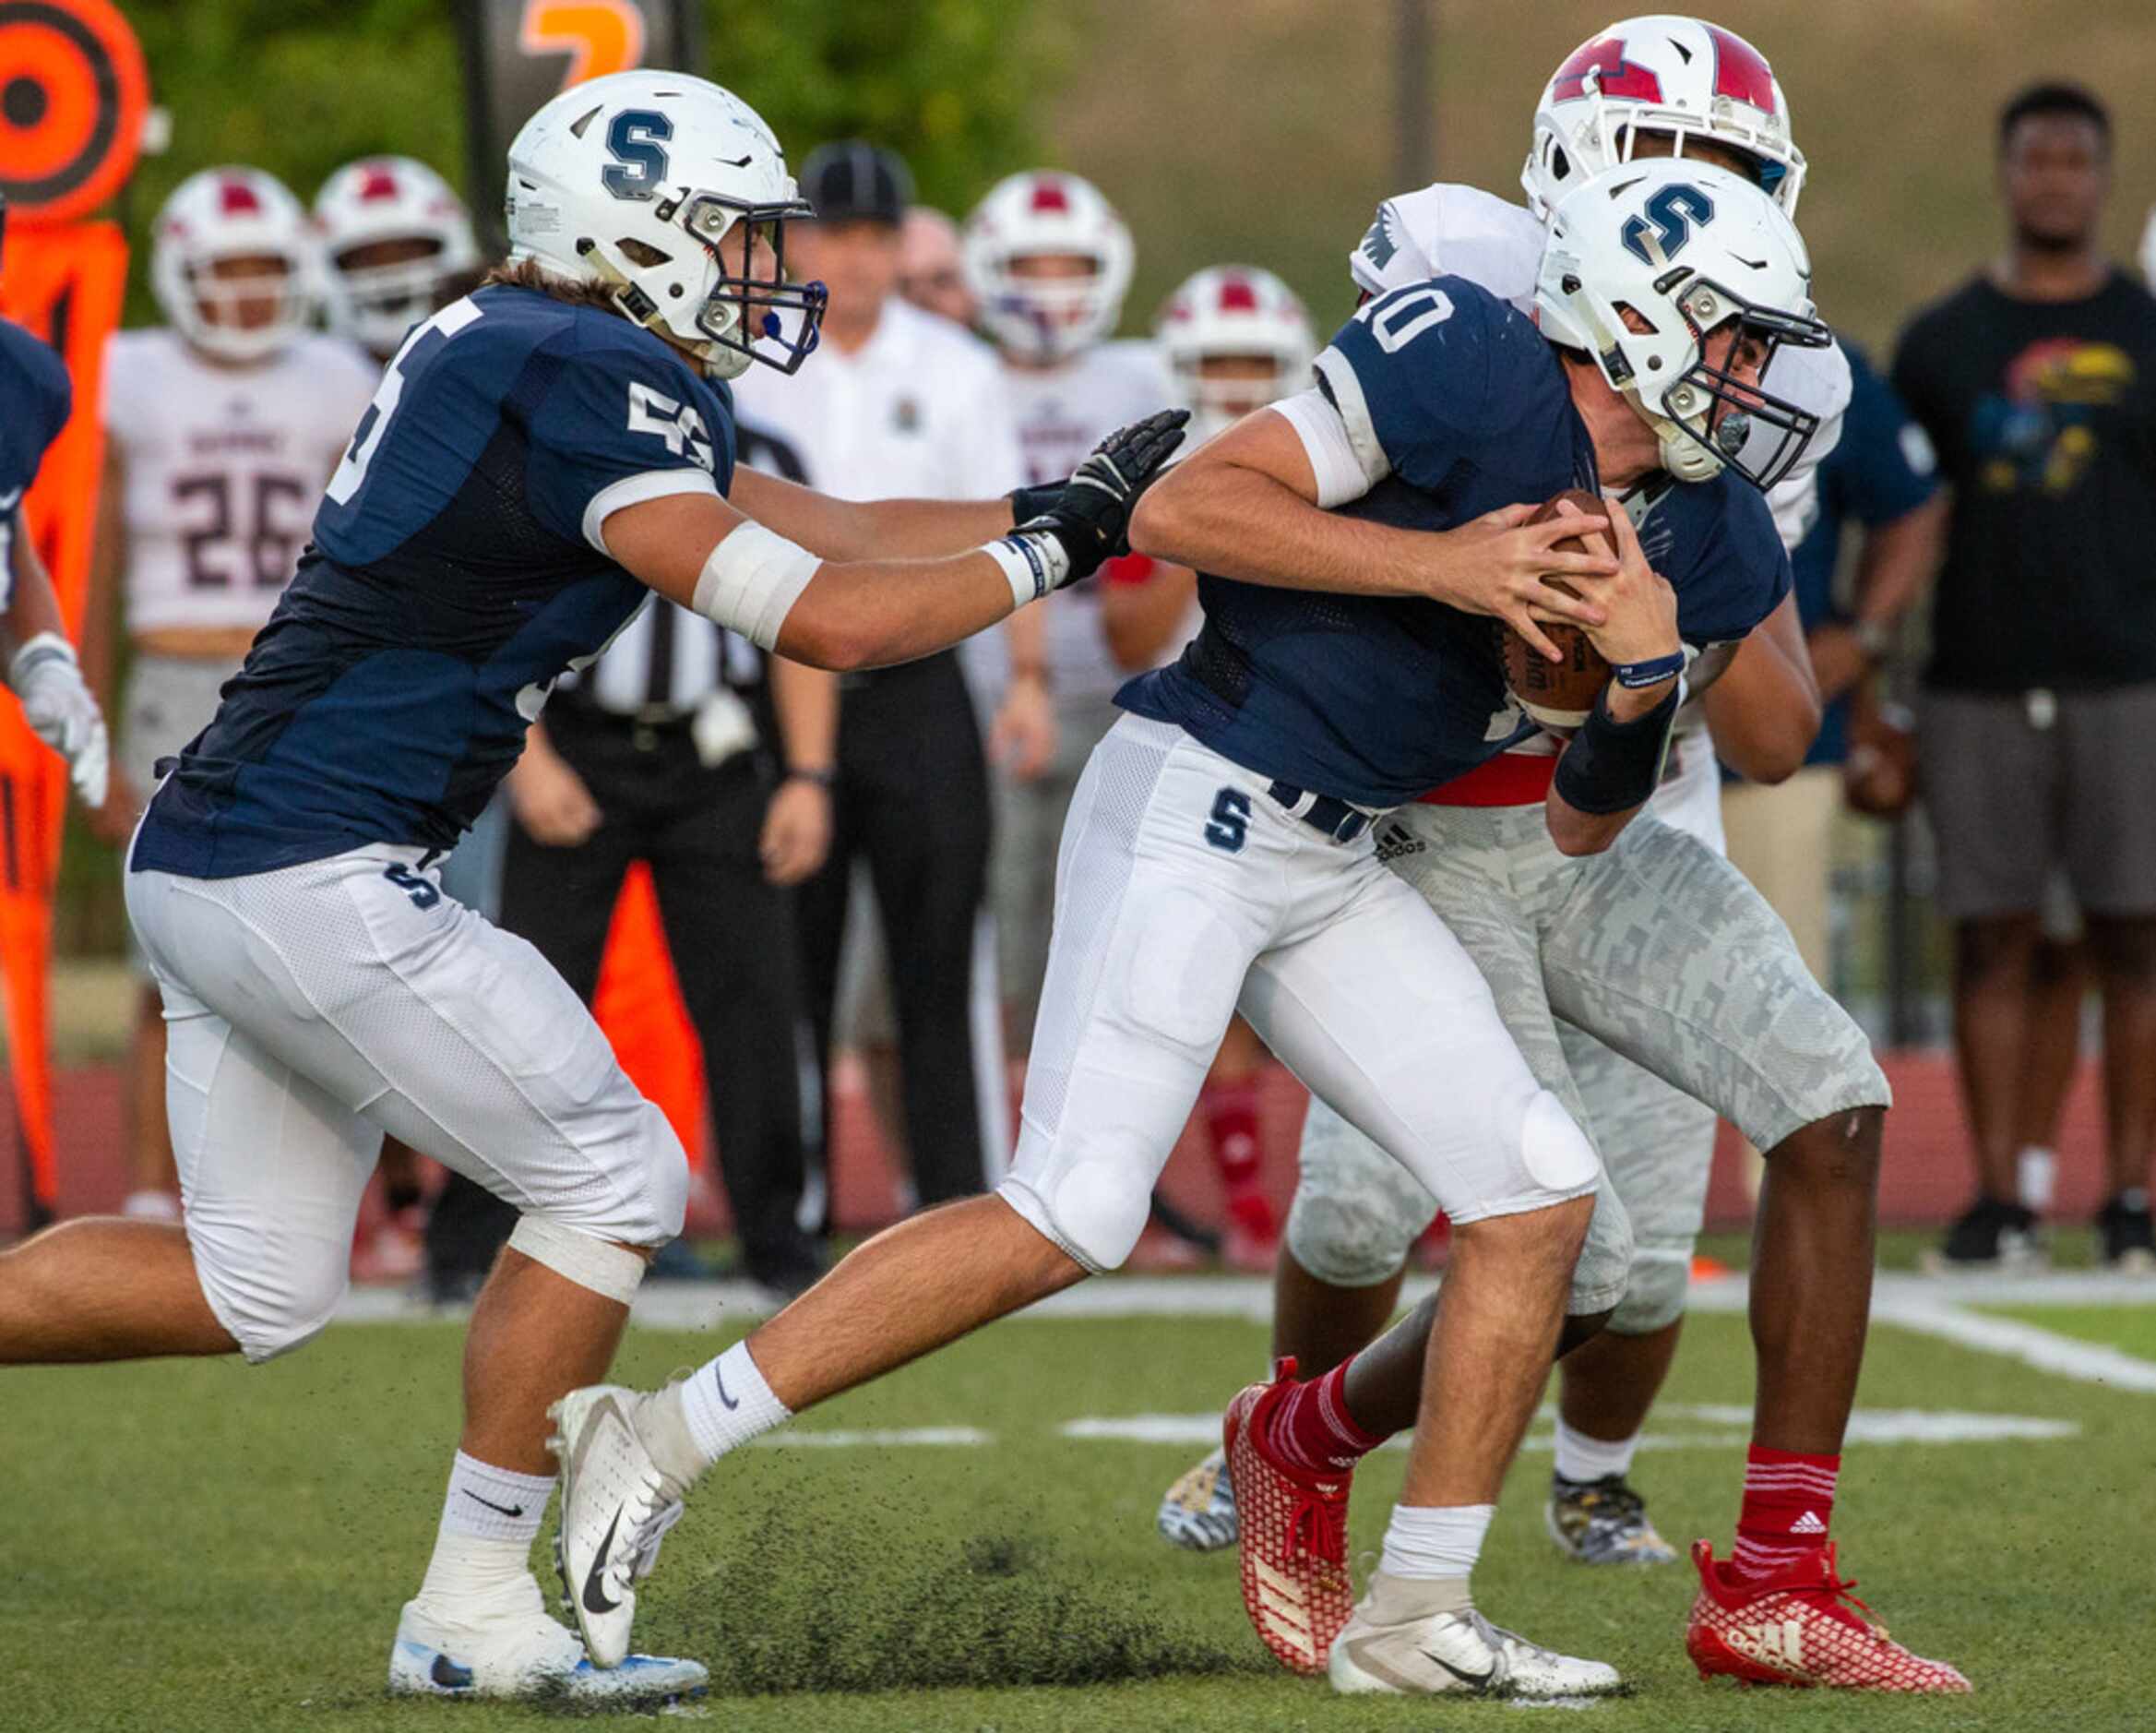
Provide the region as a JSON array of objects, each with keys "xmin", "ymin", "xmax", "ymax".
[{"xmin": 0, "ymin": 0, "xmax": 144, "ymax": 1226}]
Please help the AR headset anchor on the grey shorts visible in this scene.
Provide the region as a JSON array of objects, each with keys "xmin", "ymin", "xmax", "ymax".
[
  {"xmin": 1919, "ymin": 683, "xmax": 2156, "ymax": 921},
  {"xmin": 121, "ymin": 654, "xmax": 242, "ymax": 796}
]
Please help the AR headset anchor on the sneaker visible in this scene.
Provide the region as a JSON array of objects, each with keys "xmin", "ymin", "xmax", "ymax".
[
  {"xmin": 1545, "ymin": 1471, "xmax": 1676, "ymax": 1565},
  {"xmin": 1922, "ymin": 1197, "xmax": 2045, "ymax": 1274},
  {"xmin": 1224, "ymin": 1359, "xmax": 1354, "ymax": 1675},
  {"xmin": 547, "ymin": 1385, "xmax": 689, "ymax": 1669},
  {"xmin": 1686, "ymin": 1540, "xmax": 1971, "ymax": 1691},
  {"xmin": 2096, "ymin": 1190, "xmax": 2155, "ymax": 1272},
  {"xmin": 1157, "ymin": 1446, "xmax": 1238, "ymax": 1551},
  {"xmin": 387, "ymin": 1592, "xmax": 707, "ymax": 1702},
  {"xmin": 1328, "ymin": 1568, "xmax": 1620, "ymax": 1696}
]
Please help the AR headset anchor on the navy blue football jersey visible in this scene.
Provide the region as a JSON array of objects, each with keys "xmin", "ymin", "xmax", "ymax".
[
  {"xmin": 132, "ymin": 285, "xmax": 736, "ymax": 877},
  {"xmin": 1120, "ymin": 278, "xmax": 1790, "ymax": 807},
  {"xmin": 0, "ymin": 317, "xmax": 74, "ymax": 604}
]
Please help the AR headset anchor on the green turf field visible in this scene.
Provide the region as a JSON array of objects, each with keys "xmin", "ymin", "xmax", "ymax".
[{"xmin": 4, "ymin": 1299, "xmax": 2151, "ymax": 1732}]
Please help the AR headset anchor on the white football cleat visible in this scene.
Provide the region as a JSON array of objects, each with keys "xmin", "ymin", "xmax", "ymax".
[
  {"xmin": 548, "ymin": 1384, "xmax": 688, "ymax": 1670},
  {"xmin": 1157, "ymin": 1447, "xmax": 1239, "ymax": 1552},
  {"xmin": 387, "ymin": 1592, "xmax": 707, "ymax": 1702},
  {"xmin": 1328, "ymin": 1569, "xmax": 1621, "ymax": 1697}
]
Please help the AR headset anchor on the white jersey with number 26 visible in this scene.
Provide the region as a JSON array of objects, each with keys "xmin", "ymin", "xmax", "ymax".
[{"xmin": 102, "ymin": 329, "xmax": 378, "ymax": 635}]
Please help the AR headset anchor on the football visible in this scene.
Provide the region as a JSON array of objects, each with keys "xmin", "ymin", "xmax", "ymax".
[{"xmin": 1497, "ymin": 488, "xmax": 1614, "ymax": 730}]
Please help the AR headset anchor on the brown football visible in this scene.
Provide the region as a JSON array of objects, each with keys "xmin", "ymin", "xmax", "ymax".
[{"xmin": 1497, "ymin": 488, "xmax": 1614, "ymax": 730}]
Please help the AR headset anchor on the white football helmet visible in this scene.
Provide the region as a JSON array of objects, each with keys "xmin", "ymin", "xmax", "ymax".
[
  {"xmin": 150, "ymin": 166, "xmax": 316, "ymax": 364},
  {"xmin": 505, "ymin": 69, "xmax": 826, "ymax": 379},
  {"xmin": 314, "ymin": 156, "xmax": 479, "ymax": 356},
  {"xmin": 1155, "ymin": 265, "xmax": 1316, "ymax": 443},
  {"xmin": 1535, "ymin": 161, "xmax": 1829, "ymax": 489},
  {"xmin": 963, "ymin": 171, "xmax": 1134, "ymax": 364},
  {"xmin": 1522, "ymin": 16, "xmax": 1805, "ymax": 222}
]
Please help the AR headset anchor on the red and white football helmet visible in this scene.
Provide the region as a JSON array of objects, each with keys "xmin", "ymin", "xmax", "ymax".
[
  {"xmin": 150, "ymin": 166, "xmax": 316, "ymax": 363},
  {"xmin": 963, "ymin": 171, "xmax": 1133, "ymax": 364},
  {"xmin": 314, "ymin": 155, "xmax": 479, "ymax": 356},
  {"xmin": 1521, "ymin": 16, "xmax": 1805, "ymax": 221},
  {"xmin": 1155, "ymin": 265, "xmax": 1316, "ymax": 443}
]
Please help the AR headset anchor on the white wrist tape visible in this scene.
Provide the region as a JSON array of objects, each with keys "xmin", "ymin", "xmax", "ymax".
[
  {"xmin": 983, "ymin": 531, "xmax": 1071, "ymax": 608},
  {"xmin": 8, "ymin": 629, "xmax": 77, "ymax": 690},
  {"xmin": 692, "ymin": 520, "xmax": 821, "ymax": 651}
]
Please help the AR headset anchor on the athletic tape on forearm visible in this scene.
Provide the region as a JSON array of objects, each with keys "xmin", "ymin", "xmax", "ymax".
[
  {"xmin": 7, "ymin": 629, "xmax": 77, "ymax": 692},
  {"xmin": 1553, "ymin": 680, "xmax": 1684, "ymax": 816},
  {"xmin": 506, "ymin": 1216, "xmax": 649, "ymax": 1306},
  {"xmin": 692, "ymin": 521, "xmax": 822, "ymax": 651},
  {"xmin": 982, "ymin": 530, "xmax": 1071, "ymax": 608}
]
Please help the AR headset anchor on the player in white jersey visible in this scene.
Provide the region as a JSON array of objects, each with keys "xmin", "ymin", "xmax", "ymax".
[
  {"xmin": 315, "ymin": 155, "xmax": 482, "ymax": 365},
  {"xmin": 87, "ymin": 166, "xmax": 378, "ymax": 1222},
  {"xmin": 1156, "ymin": 17, "xmax": 1967, "ymax": 1697},
  {"xmin": 962, "ymin": 171, "xmax": 1193, "ymax": 1055}
]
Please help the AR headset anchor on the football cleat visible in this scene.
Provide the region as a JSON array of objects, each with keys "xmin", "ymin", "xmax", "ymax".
[
  {"xmin": 1157, "ymin": 1446, "xmax": 1239, "ymax": 1551},
  {"xmin": 1686, "ymin": 1540, "xmax": 1972, "ymax": 1691},
  {"xmin": 1545, "ymin": 1471, "xmax": 1677, "ymax": 1565},
  {"xmin": 1328, "ymin": 1569, "xmax": 1621, "ymax": 1697},
  {"xmin": 1224, "ymin": 1359, "xmax": 1355, "ymax": 1674},
  {"xmin": 1922, "ymin": 1197, "xmax": 2045, "ymax": 1274},
  {"xmin": 387, "ymin": 1593, "xmax": 707, "ymax": 1702},
  {"xmin": 2096, "ymin": 1190, "xmax": 2155, "ymax": 1272},
  {"xmin": 548, "ymin": 1385, "xmax": 688, "ymax": 1670}
]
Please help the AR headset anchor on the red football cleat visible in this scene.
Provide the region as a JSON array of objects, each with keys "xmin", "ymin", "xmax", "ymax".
[
  {"xmin": 1686, "ymin": 1540, "xmax": 1971, "ymax": 1692},
  {"xmin": 1224, "ymin": 1359, "xmax": 1356, "ymax": 1675}
]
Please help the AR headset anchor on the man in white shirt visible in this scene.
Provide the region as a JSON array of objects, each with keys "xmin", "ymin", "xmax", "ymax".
[{"xmin": 732, "ymin": 142, "xmax": 1027, "ymax": 1206}]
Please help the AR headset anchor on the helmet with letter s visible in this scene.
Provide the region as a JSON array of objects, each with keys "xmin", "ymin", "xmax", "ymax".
[
  {"xmin": 1155, "ymin": 265, "xmax": 1315, "ymax": 443},
  {"xmin": 150, "ymin": 166, "xmax": 316, "ymax": 364},
  {"xmin": 1534, "ymin": 160, "xmax": 1830, "ymax": 490},
  {"xmin": 1522, "ymin": 16, "xmax": 1805, "ymax": 221},
  {"xmin": 314, "ymin": 156, "xmax": 479, "ymax": 357},
  {"xmin": 505, "ymin": 69, "xmax": 827, "ymax": 380},
  {"xmin": 963, "ymin": 170, "xmax": 1134, "ymax": 365}
]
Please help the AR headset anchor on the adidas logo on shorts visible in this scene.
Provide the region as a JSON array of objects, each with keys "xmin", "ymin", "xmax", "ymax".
[{"xmin": 1374, "ymin": 823, "xmax": 1424, "ymax": 864}]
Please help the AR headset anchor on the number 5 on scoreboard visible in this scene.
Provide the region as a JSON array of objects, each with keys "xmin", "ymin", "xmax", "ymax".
[{"xmin": 518, "ymin": 0, "xmax": 647, "ymax": 90}]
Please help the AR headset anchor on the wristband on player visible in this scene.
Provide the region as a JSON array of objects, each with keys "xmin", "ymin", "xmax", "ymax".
[
  {"xmin": 983, "ymin": 530, "xmax": 1072, "ymax": 608},
  {"xmin": 1552, "ymin": 680, "xmax": 1683, "ymax": 816},
  {"xmin": 7, "ymin": 630, "xmax": 79, "ymax": 690},
  {"xmin": 1610, "ymin": 650, "xmax": 1687, "ymax": 689},
  {"xmin": 784, "ymin": 767, "xmax": 837, "ymax": 790}
]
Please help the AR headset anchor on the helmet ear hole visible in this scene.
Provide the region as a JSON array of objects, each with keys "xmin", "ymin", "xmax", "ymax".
[
  {"xmin": 1611, "ymin": 301, "xmax": 1659, "ymax": 338},
  {"xmin": 617, "ymin": 238, "xmax": 673, "ymax": 268}
]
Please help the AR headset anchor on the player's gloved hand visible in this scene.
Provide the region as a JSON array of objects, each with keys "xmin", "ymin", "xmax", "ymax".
[
  {"xmin": 1007, "ymin": 481, "xmax": 1065, "ymax": 527},
  {"xmin": 10, "ymin": 633, "xmax": 109, "ymax": 808},
  {"xmin": 1020, "ymin": 409, "xmax": 1190, "ymax": 585}
]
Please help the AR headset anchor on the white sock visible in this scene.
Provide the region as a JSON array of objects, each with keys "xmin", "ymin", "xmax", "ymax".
[
  {"xmin": 677, "ymin": 1340, "xmax": 792, "ymax": 1471},
  {"xmin": 416, "ymin": 1452, "xmax": 554, "ymax": 1610},
  {"xmin": 2017, "ymin": 1146, "xmax": 2056, "ymax": 1211},
  {"xmin": 1554, "ymin": 1418, "xmax": 1640, "ymax": 1484},
  {"xmin": 1378, "ymin": 1501, "xmax": 1495, "ymax": 1582}
]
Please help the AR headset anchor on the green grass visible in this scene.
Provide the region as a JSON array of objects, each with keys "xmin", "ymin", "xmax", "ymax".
[
  {"xmin": 1974, "ymin": 1304, "xmax": 2156, "ymax": 1360},
  {"xmin": 4, "ymin": 1307, "xmax": 2150, "ymax": 1731}
]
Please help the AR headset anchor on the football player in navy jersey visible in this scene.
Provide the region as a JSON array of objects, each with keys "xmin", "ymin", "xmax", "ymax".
[
  {"xmin": 554, "ymin": 161, "xmax": 1817, "ymax": 1696},
  {"xmin": 0, "ymin": 198, "xmax": 110, "ymax": 809},
  {"xmin": 0, "ymin": 74, "xmax": 1181, "ymax": 1703}
]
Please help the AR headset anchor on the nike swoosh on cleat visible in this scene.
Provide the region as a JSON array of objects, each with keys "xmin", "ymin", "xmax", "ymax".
[
  {"xmin": 462, "ymin": 1489, "xmax": 526, "ymax": 1518},
  {"xmin": 583, "ymin": 1506, "xmax": 626, "ymax": 1614},
  {"xmin": 1422, "ymin": 1649, "xmax": 1495, "ymax": 1689},
  {"xmin": 431, "ymin": 1654, "xmax": 474, "ymax": 1690},
  {"xmin": 714, "ymin": 1362, "xmax": 740, "ymax": 1411}
]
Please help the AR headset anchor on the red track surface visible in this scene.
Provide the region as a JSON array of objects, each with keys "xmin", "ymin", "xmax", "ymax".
[{"xmin": 0, "ymin": 1051, "xmax": 2123, "ymax": 1241}]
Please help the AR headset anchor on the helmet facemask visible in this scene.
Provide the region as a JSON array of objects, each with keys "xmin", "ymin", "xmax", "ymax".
[
  {"xmin": 1600, "ymin": 274, "xmax": 1828, "ymax": 489},
  {"xmin": 579, "ymin": 189, "xmax": 828, "ymax": 381}
]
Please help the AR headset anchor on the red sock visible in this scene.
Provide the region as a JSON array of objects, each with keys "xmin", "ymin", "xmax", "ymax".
[
  {"xmin": 1262, "ymin": 1361, "xmax": 1386, "ymax": 1476},
  {"xmin": 1732, "ymin": 1444, "xmax": 1839, "ymax": 1582},
  {"xmin": 1203, "ymin": 1079, "xmax": 1262, "ymax": 1190}
]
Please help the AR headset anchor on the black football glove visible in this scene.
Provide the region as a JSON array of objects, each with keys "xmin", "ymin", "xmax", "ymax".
[{"xmin": 1016, "ymin": 408, "xmax": 1189, "ymax": 586}]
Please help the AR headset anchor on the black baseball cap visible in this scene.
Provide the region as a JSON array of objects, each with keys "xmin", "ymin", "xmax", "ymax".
[{"xmin": 798, "ymin": 140, "xmax": 915, "ymax": 228}]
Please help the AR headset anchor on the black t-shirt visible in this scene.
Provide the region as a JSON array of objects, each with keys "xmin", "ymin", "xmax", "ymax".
[{"xmin": 1892, "ymin": 269, "xmax": 2156, "ymax": 691}]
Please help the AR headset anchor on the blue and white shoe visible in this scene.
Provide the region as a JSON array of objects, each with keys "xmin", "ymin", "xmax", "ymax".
[
  {"xmin": 1157, "ymin": 1447, "xmax": 1238, "ymax": 1551},
  {"xmin": 387, "ymin": 1595, "xmax": 707, "ymax": 1703}
]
